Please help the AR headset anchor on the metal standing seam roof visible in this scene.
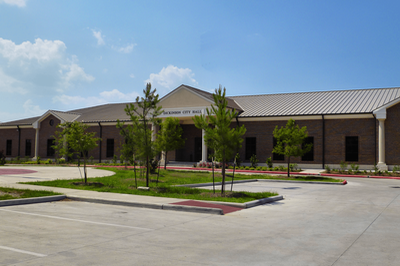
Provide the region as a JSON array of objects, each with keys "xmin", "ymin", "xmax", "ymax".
[
  {"xmin": 229, "ymin": 87, "xmax": 400, "ymax": 117},
  {"xmin": 2, "ymin": 86, "xmax": 400, "ymax": 126}
]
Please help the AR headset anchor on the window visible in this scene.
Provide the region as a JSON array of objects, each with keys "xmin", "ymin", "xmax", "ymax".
[
  {"xmin": 47, "ymin": 139, "xmax": 55, "ymax": 157},
  {"xmin": 6, "ymin": 140, "xmax": 12, "ymax": 156},
  {"xmin": 273, "ymin": 137, "xmax": 284, "ymax": 161},
  {"xmin": 346, "ymin": 136, "xmax": 358, "ymax": 162},
  {"xmin": 302, "ymin": 137, "xmax": 314, "ymax": 161},
  {"xmin": 106, "ymin": 139, "xmax": 114, "ymax": 158},
  {"xmin": 25, "ymin": 139, "xmax": 32, "ymax": 156},
  {"xmin": 245, "ymin": 137, "xmax": 256, "ymax": 160}
]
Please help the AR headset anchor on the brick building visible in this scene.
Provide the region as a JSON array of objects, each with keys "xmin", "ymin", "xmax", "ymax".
[{"xmin": 1, "ymin": 84, "xmax": 399, "ymax": 170}]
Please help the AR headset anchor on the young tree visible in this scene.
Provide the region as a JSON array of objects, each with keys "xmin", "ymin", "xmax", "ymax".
[
  {"xmin": 272, "ymin": 119, "xmax": 312, "ymax": 177},
  {"xmin": 193, "ymin": 86, "xmax": 246, "ymax": 195},
  {"xmin": 118, "ymin": 83, "xmax": 162, "ymax": 187},
  {"xmin": 54, "ymin": 121, "xmax": 100, "ymax": 183},
  {"xmin": 155, "ymin": 117, "xmax": 185, "ymax": 169}
]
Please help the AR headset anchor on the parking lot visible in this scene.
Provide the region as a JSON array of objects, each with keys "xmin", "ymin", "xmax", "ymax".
[{"xmin": 1, "ymin": 176, "xmax": 400, "ymax": 265}]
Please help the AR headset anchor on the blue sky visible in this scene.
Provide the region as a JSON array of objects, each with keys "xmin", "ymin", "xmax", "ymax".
[{"xmin": 1, "ymin": 0, "xmax": 400, "ymax": 122}]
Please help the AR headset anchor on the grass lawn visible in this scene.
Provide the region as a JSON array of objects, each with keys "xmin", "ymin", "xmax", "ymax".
[
  {"xmin": 0, "ymin": 187, "xmax": 62, "ymax": 200},
  {"xmin": 21, "ymin": 168, "xmax": 342, "ymax": 203}
]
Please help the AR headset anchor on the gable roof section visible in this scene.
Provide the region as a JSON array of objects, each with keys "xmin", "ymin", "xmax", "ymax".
[
  {"xmin": 161, "ymin": 84, "xmax": 244, "ymax": 112},
  {"xmin": 231, "ymin": 87, "xmax": 400, "ymax": 117}
]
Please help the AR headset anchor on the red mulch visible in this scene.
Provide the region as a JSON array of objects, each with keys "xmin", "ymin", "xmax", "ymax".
[
  {"xmin": 171, "ymin": 200, "xmax": 243, "ymax": 214},
  {"xmin": 0, "ymin": 169, "xmax": 37, "ymax": 175}
]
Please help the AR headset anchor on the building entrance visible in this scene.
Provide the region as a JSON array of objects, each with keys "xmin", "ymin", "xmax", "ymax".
[{"xmin": 194, "ymin": 137, "xmax": 202, "ymax": 162}]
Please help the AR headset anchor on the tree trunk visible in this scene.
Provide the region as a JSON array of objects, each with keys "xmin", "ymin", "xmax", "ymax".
[
  {"xmin": 164, "ymin": 151, "xmax": 167, "ymax": 170},
  {"xmin": 221, "ymin": 158, "xmax": 226, "ymax": 195},
  {"xmin": 146, "ymin": 156, "xmax": 149, "ymax": 187},
  {"xmin": 287, "ymin": 156, "xmax": 290, "ymax": 177},
  {"xmin": 84, "ymin": 157, "xmax": 87, "ymax": 184}
]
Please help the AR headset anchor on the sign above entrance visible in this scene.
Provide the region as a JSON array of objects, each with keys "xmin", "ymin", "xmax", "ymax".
[{"xmin": 160, "ymin": 108, "xmax": 205, "ymax": 117}]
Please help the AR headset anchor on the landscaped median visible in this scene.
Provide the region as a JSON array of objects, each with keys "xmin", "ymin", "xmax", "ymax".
[
  {"xmin": 0, "ymin": 187, "xmax": 64, "ymax": 207},
  {"xmin": 14, "ymin": 168, "xmax": 346, "ymax": 214}
]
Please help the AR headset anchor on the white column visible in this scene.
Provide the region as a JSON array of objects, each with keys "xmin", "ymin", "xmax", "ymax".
[
  {"xmin": 377, "ymin": 118, "xmax": 388, "ymax": 170},
  {"xmin": 33, "ymin": 128, "xmax": 39, "ymax": 159},
  {"xmin": 201, "ymin": 129, "xmax": 207, "ymax": 162},
  {"xmin": 151, "ymin": 123, "xmax": 156, "ymax": 142}
]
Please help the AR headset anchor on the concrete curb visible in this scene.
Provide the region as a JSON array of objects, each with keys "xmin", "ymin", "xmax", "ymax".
[
  {"xmin": 256, "ymin": 179, "xmax": 347, "ymax": 185},
  {"xmin": 197, "ymin": 195, "xmax": 284, "ymax": 209},
  {"xmin": 0, "ymin": 195, "xmax": 66, "ymax": 207},
  {"xmin": 68, "ymin": 195, "xmax": 224, "ymax": 215},
  {"xmin": 174, "ymin": 179, "xmax": 259, "ymax": 188}
]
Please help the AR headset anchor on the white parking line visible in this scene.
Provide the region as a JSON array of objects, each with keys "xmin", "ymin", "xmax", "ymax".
[
  {"xmin": 0, "ymin": 245, "xmax": 46, "ymax": 257},
  {"xmin": 0, "ymin": 209, "xmax": 153, "ymax": 231}
]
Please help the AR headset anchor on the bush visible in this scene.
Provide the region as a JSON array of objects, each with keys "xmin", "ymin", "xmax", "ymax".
[
  {"xmin": 350, "ymin": 163, "xmax": 359, "ymax": 172},
  {"xmin": 250, "ymin": 154, "xmax": 258, "ymax": 168},
  {"xmin": 340, "ymin": 161, "xmax": 347, "ymax": 172},
  {"xmin": 245, "ymin": 166, "xmax": 250, "ymax": 170},
  {"xmin": 289, "ymin": 163, "xmax": 298, "ymax": 172},
  {"xmin": 150, "ymin": 159, "xmax": 159, "ymax": 174},
  {"xmin": 262, "ymin": 167, "xmax": 268, "ymax": 171},
  {"xmin": 112, "ymin": 154, "xmax": 118, "ymax": 164},
  {"xmin": 278, "ymin": 165, "xmax": 285, "ymax": 171},
  {"xmin": 266, "ymin": 157, "xmax": 273, "ymax": 168},
  {"xmin": 273, "ymin": 166, "xmax": 279, "ymax": 171},
  {"xmin": 36, "ymin": 156, "xmax": 41, "ymax": 164},
  {"xmin": 45, "ymin": 159, "xmax": 53, "ymax": 164},
  {"xmin": 58, "ymin": 158, "xmax": 66, "ymax": 164},
  {"xmin": 256, "ymin": 166, "xmax": 261, "ymax": 170},
  {"xmin": 325, "ymin": 165, "xmax": 331, "ymax": 173}
]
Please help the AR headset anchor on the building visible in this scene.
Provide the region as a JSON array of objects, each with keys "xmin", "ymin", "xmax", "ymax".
[{"xmin": 1, "ymin": 84, "xmax": 400, "ymax": 170}]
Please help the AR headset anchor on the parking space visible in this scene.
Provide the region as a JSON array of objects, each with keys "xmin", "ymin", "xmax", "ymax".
[{"xmin": 1, "ymin": 177, "xmax": 400, "ymax": 265}]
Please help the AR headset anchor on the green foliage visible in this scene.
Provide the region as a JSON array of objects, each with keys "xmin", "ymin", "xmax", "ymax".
[
  {"xmin": 393, "ymin": 165, "xmax": 400, "ymax": 173},
  {"xmin": 266, "ymin": 157, "xmax": 273, "ymax": 168},
  {"xmin": 235, "ymin": 153, "xmax": 241, "ymax": 167},
  {"xmin": 155, "ymin": 117, "xmax": 185, "ymax": 169},
  {"xmin": 289, "ymin": 163, "xmax": 298, "ymax": 171},
  {"xmin": 150, "ymin": 158, "xmax": 159, "ymax": 174},
  {"xmin": 53, "ymin": 121, "xmax": 100, "ymax": 183},
  {"xmin": 340, "ymin": 161, "xmax": 348, "ymax": 172},
  {"xmin": 36, "ymin": 156, "xmax": 41, "ymax": 164},
  {"xmin": 193, "ymin": 86, "xmax": 246, "ymax": 194},
  {"xmin": 45, "ymin": 159, "xmax": 53, "ymax": 164},
  {"xmin": 250, "ymin": 154, "xmax": 258, "ymax": 168},
  {"xmin": 350, "ymin": 163, "xmax": 359, "ymax": 172},
  {"xmin": 273, "ymin": 119, "xmax": 312, "ymax": 177},
  {"xmin": 325, "ymin": 165, "xmax": 331, "ymax": 173},
  {"xmin": 0, "ymin": 150, "xmax": 5, "ymax": 165},
  {"xmin": 117, "ymin": 83, "xmax": 162, "ymax": 187},
  {"xmin": 112, "ymin": 154, "xmax": 118, "ymax": 164}
]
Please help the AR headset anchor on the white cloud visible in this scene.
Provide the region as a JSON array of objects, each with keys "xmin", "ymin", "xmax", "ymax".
[
  {"xmin": 22, "ymin": 99, "xmax": 45, "ymax": 116},
  {"xmin": 129, "ymin": 74, "xmax": 135, "ymax": 78},
  {"xmin": 0, "ymin": 0, "xmax": 26, "ymax": 7},
  {"xmin": 92, "ymin": 30, "xmax": 105, "ymax": 46},
  {"xmin": 0, "ymin": 38, "xmax": 94, "ymax": 94},
  {"xmin": 112, "ymin": 43, "xmax": 136, "ymax": 53},
  {"xmin": 145, "ymin": 65, "xmax": 197, "ymax": 92},
  {"xmin": 53, "ymin": 89, "xmax": 139, "ymax": 107}
]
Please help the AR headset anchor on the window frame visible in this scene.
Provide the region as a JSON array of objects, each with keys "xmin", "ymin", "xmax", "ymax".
[
  {"xmin": 47, "ymin": 139, "xmax": 55, "ymax": 157},
  {"xmin": 25, "ymin": 139, "xmax": 32, "ymax": 157}
]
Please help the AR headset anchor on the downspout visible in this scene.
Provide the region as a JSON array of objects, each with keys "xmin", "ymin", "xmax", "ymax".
[
  {"xmin": 372, "ymin": 114, "xmax": 377, "ymax": 165},
  {"xmin": 17, "ymin": 125, "xmax": 21, "ymax": 157},
  {"xmin": 322, "ymin": 115, "xmax": 325, "ymax": 169},
  {"xmin": 98, "ymin": 122, "xmax": 102, "ymax": 163}
]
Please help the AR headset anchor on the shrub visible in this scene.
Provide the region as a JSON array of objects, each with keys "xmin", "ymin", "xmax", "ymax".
[
  {"xmin": 150, "ymin": 159, "xmax": 159, "ymax": 174},
  {"xmin": 325, "ymin": 165, "xmax": 331, "ymax": 173},
  {"xmin": 393, "ymin": 165, "xmax": 400, "ymax": 173},
  {"xmin": 256, "ymin": 166, "xmax": 261, "ymax": 171},
  {"xmin": 273, "ymin": 166, "xmax": 279, "ymax": 171},
  {"xmin": 250, "ymin": 167, "xmax": 255, "ymax": 170},
  {"xmin": 245, "ymin": 166, "xmax": 250, "ymax": 170},
  {"xmin": 340, "ymin": 161, "xmax": 348, "ymax": 172},
  {"xmin": 36, "ymin": 156, "xmax": 41, "ymax": 164},
  {"xmin": 350, "ymin": 163, "xmax": 359, "ymax": 172},
  {"xmin": 45, "ymin": 159, "xmax": 53, "ymax": 164},
  {"xmin": 289, "ymin": 163, "xmax": 298, "ymax": 171},
  {"xmin": 112, "ymin": 154, "xmax": 118, "ymax": 164},
  {"xmin": 278, "ymin": 165, "xmax": 285, "ymax": 171},
  {"xmin": 266, "ymin": 157, "xmax": 273, "ymax": 168},
  {"xmin": 363, "ymin": 170, "xmax": 367, "ymax": 175},
  {"xmin": 58, "ymin": 158, "xmax": 66, "ymax": 164},
  {"xmin": 250, "ymin": 154, "xmax": 258, "ymax": 168}
]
